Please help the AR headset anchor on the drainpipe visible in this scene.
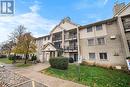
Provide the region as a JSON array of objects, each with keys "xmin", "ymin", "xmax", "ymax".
[
  {"xmin": 62, "ymin": 29, "xmax": 65, "ymax": 56},
  {"xmin": 76, "ymin": 25, "xmax": 81, "ymax": 81},
  {"xmin": 77, "ymin": 25, "xmax": 81, "ymax": 63}
]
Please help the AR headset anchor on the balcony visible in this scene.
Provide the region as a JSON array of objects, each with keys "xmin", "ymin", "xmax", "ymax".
[
  {"xmin": 123, "ymin": 21, "xmax": 130, "ymax": 32},
  {"xmin": 65, "ymin": 34, "xmax": 77, "ymax": 40},
  {"xmin": 52, "ymin": 37, "xmax": 62, "ymax": 42},
  {"xmin": 52, "ymin": 33, "xmax": 62, "ymax": 42},
  {"xmin": 64, "ymin": 46, "xmax": 78, "ymax": 52},
  {"xmin": 54, "ymin": 42, "xmax": 62, "ymax": 49},
  {"xmin": 65, "ymin": 29, "xmax": 77, "ymax": 40}
]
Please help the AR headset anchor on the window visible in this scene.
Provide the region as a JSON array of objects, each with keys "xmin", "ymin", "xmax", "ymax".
[
  {"xmin": 97, "ymin": 37, "xmax": 105, "ymax": 45},
  {"xmin": 89, "ymin": 53, "xmax": 95, "ymax": 60},
  {"xmin": 96, "ymin": 25, "xmax": 102, "ymax": 31},
  {"xmin": 99, "ymin": 53, "xmax": 107, "ymax": 60},
  {"xmin": 87, "ymin": 27, "xmax": 93, "ymax": 32},
  {"xmin": 88, "ymin": 39, "xmax": 94, "ymax": 46}
]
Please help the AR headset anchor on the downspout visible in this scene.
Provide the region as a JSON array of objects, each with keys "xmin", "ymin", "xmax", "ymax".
[{"xmin": 77, "ymin": 25, "xmax": 81, "ymax": 63}]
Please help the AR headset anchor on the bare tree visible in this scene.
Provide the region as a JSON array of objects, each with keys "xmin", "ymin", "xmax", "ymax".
[
  {"xmin": 0, "ymin": 41, "xmax": 14, "ymax": 56},
  {"xmin": 9, "ymin": 25, "xmax": 26, "ymax": 43}
]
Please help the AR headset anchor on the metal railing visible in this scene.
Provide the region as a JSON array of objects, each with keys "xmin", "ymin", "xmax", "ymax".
[
  {"xmin": 123, "ymin": 21, "xmax": 130, "ymax": 31},
  {"xmin": 0, "ymin": 67, "xmax": 47, "ymax": 87},
  {"xmin": 64, "ymin": 46, "xmax": 78, "ymax": 51}
]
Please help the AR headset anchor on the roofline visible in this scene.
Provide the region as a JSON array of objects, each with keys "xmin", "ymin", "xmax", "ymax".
[
  {"xmin": 50, "ymin": 17, "xmax": 79, "ymax": 33},
  {"xmin": 35, "ymin": 34, "xmax": 50, "ymax": 40},
  {"xmin": 80, "ymin": 17, "xmax": 117, "ymax": 29}
]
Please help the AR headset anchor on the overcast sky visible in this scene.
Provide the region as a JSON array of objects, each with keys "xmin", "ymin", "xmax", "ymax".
[{"xmin": 0, "ymin": 0, "xmax": 129, "ymax": 43}]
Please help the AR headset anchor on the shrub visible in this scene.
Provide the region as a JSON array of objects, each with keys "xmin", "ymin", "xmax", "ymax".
[
  {"xmin": 31, "ymin": 55, "xmax": 37, "ymax": 61},
  {"xmin": 69, "ymin": 57, "xmax": 74, "ymax": 63},
  {"xmin": 8, "ymin": 55, "xmax": 14, "ymax": 60},
  {"xmin": 126, "ymin": 57, "xmax": 130, "ymax": 59},
  {"xmin": 49, "ymin": 57, "xmax": 69, "ymax": 70}
]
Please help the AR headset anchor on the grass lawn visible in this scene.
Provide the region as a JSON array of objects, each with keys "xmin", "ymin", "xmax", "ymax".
[
  {"xmin": 42, "ymin": 64, "xmax": 130, "ymax": 87},
  {"xmin": 0, "ymin": 58, "xmax": 12, "ymax": 64},
  {"xmin": 0, "ymin": 58, "xmax": 32, "ymax": 67}
]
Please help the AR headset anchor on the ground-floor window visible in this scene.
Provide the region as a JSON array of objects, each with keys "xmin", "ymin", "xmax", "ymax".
[
  {"xmin": 89, "ymin": 53, "xmax": 95, "ymax": 60},
  {"xmin": 99, "ymin": 53, "xmax": 107, "ymax": 60}
]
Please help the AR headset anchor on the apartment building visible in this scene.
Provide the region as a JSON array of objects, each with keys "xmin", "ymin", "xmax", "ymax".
[
  {"xmin": 35, "ymin": 17, "xmax": 79, "ymax": 62},
  {"xmin": 35, "ymin": 2, "xmax": 130, "ymax": 67},
  {"xmin": 79, "ymin": 2, "xmax": 130, "ymax": 66}
]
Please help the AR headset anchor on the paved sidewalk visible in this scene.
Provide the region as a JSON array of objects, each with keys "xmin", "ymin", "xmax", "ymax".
[{"xmin": 8, "ymin": 63, "xmax": 87, "ymax": 87}]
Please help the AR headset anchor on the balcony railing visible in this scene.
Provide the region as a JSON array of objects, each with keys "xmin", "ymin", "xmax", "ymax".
[
  {"xmin": 64, "ymin": 46, "xmax": 78, "ymax": 51},
  {"xmin": 69, "ymin": 35, "xmax": 77, "ymax": 39},
  {"xmin": 123, "ymin": 21, "xmax": 130, "ymax": 31},
  {"xmin": 65, "ymin": 35, "xmax": 77, "ymax": 40},
  {"xmin": 52, "ymin": 32, "xmax": 62, "ymax": 41},
  {"xmin": 53, "ymin": 37, "xmax": 62, "ymax": 41}
]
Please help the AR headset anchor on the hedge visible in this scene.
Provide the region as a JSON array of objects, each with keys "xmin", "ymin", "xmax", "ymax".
[
  {"xmin": 126, "ymin": 57, "xmax": 130, "ymax": 59},
  {"xmin": 31, "ymin": 55, "xmax": 37, "ymax": 61},
  {"xmin": 49, "ymin": 57, "xmax": 69, "ymax": 70}
]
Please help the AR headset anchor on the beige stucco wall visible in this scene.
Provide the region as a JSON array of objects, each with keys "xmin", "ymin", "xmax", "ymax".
[
  {"xmin": 35, "ymin": 37, "xmax": 51, "ymax": 62},
  {"xmin": 80, "ymin": 21, "xmax": 126, "ymax": 66},
  {"xmin": 126, "ymin": 32, "xmax": 130, "ymax": 40},
  {"xmin": 80, "ymin": 24, "xmax": 107, "ymax": 39},
  {"xmin": 64, "ymin": 53, "xmax": 70, "ymax": 58},
  {"xmin": 43, "ymin": 44, "xmax": 56, "ymax": 51},
  {"xmin": 119, "ymin": 6, "xmax": 130, "ymax": 17}
]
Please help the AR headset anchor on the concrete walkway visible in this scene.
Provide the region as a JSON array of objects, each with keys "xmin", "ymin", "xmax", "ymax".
[{"xmin": 4, "ymin": 63, "xmax": 87, "ymax": 87}]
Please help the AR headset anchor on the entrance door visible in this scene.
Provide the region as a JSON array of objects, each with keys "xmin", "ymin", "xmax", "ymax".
[
  {"xmin": 74, "ymin": 54, "xmax": 78, "ymax": 62},
  {"xmin": 46, "ymin": 53, "xmax": 50, "ymax": 61}
]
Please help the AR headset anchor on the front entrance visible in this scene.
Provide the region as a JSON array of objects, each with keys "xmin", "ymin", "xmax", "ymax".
[
  {"xmin": 44, "ymin": 51, "xmax": 56, "ymax": 61},
  {"xmin": 42, "ymin": 42, "xmax": 59, "ymax": 62},
  {"xmin": 46, "ymin": 53, "xmax": 50, "ymax": 61}
]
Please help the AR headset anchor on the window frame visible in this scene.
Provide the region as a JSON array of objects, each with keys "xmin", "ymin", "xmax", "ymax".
[
  {"xmin": 97, "ymin": 37, "xmax": 105, "ymax": 45},
  {"xmin": 89, "ymin": 53, "xmax": 96, "ymax": 60},
  {"xmin": 96, "ymin": 25, "xmax": 103, "ymax": 31},
  {"xmin": 87, "ymin": 38, "xmax": 95, "ymax": 46},
  {"xmin": 87, "ymin": 27, "xmax": 93, "ymax": 32},
  {"xmin": 99, "ymin": 52, "xmax": 108, "ymax": 60}
]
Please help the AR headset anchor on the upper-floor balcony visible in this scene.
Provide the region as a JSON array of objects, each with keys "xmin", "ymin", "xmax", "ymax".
[
  {"xmin": 65, "ymin": 30, "xmax": 77, "ymax": 40},
  {"xmin": 123, "ymin": 21, "xmax": 130, "ymax": 32},
  {"xmin": 64, "ymin": 45, "xmax": 78, "ymax": 52},
  {"xmin": 65, "ymin": 34, "xmax": 77, "ymax": 40},
  {"xmin": 54, "ymin": 42, "xmax": 62, "ymax": 49},
  {"xmin": 52, "ymin": 32, "xmax": 62, "ymax": 42},
  {"xmin": 122, "ymin": 15, "xmax": 130, "ymax": 32}
]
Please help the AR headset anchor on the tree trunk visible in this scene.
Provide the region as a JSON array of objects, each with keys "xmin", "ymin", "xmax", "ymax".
[
  {"xmin": 24, "ymin": 53, "xmax": 28, "ymax": 64},
  {"xmin": 12, "ymin": 54, "xmax": 16, "ymax": 64}
]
